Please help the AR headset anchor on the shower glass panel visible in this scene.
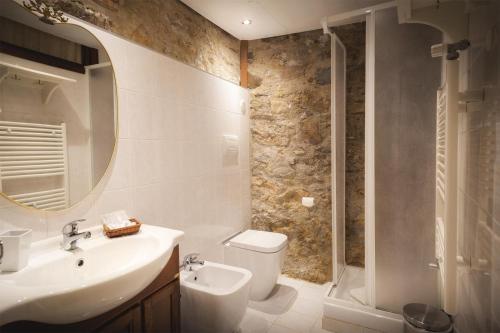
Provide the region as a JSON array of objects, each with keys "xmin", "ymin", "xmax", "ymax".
[
  {"xmin": 331, "ymin": 34, "xmax": 346, "ymax": 285},
  {"xmin": 374, "ymin": 8, "xmax": 441, "ymax": 313}
]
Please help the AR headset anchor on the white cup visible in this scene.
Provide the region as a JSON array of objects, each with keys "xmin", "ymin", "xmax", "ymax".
[{"xmin": 0, "ymin": 229, "xmax": 32, "ymax": 272}]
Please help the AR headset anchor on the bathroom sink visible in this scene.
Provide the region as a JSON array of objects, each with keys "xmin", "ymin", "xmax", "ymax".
[{"xmin": 0, "ymin": 224, "xmax": 183, "ymax": 326}]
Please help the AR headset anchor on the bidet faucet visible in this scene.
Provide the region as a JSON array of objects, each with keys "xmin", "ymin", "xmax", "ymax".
[
  {"xmin": 183, "ymin": 253, "xmax": 204, "ymax": 271},
  {"xmin": 61, "ymin": 219, "xmax": 91, "ymax": 251}
]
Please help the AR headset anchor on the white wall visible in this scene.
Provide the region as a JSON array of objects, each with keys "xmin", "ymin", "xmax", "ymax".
[{"xmin": 0, "ymin": 16, "xmax": 251, "ymax": 263}]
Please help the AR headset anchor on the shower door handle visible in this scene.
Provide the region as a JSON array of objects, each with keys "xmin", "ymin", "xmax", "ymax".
[{"xmin": 428, "ymin": 259, "xmax": 440, "ymax": 269}]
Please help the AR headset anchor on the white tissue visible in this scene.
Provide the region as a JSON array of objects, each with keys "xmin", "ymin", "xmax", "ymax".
[{"xmin": 101, "ymin": 210, "xmax": 133, "ymax": 230}]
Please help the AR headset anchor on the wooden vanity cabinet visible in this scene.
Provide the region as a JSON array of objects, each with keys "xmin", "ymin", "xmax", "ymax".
[
  {"xmin": 0, "ymin": 246, "xmax": 181, "ymax": 333},
  {"xmin": 142, "ymin": 281, "xmax": 181, "ymax": 333},
  {"xmin": 95, "ymin": 306, "xmax": 142, "ymax": 333}
]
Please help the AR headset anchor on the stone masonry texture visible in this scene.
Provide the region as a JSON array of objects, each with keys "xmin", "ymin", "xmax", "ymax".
[
  {"xmin": 47, "ymin": 0, "xmax": 241, "ymax": 84},
  {"xmin": 248, "ymin": 23, "xmax": 365, "ymax": 283}
]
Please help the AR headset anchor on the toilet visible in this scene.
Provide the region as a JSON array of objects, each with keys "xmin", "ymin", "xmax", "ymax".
[{"xmin": 224, "ymin": 229, "xmax": 287, "ymax": 301}]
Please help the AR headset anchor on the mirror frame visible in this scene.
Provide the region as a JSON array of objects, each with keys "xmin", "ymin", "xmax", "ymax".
[{"xmin": 0, "ymin": 0, "xmax": 119, "ymax": 214}]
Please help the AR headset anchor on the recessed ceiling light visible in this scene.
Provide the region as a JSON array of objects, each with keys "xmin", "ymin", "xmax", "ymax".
[
  {"xmin": 242, "ymin": 19, "xmax": 252, "ymax": 25},
  {"xmin": 365, "ymin": 9, "xmax": 372, "ymax": 13}
]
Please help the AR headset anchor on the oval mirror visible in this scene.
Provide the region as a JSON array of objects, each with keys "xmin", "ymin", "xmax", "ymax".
[{"xmin": 0, "ymin": 1, "xmax": 117, "ymax": 211}]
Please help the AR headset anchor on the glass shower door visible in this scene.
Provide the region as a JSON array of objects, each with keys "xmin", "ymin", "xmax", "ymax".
[{"xmin": 331, "ymin": 33, "xmax": 346, "ymax": 285}]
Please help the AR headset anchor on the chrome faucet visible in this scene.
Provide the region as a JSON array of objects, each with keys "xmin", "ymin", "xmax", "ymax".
[
  {"xmin": 61, "ymin": 219, "xmax": 91, "ymax": 251},
  {"xmin": 183, "ymin": 253, "xmax": 204, "ymax": 271}
]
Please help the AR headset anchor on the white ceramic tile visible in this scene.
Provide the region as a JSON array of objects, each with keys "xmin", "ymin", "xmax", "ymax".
[
  {"xmin": 249, "ymin": 284, "xmax": 298, "ymax": 315},
  {"xmin": 125, "ymin": 45, "xmax": 159, "ymax": 95},
  {"xmin": 157, "ymin": 57, "xmax": 178, "ymax": 96},
  {"xmin": 290, "ymin": 296, "xmax": 324, "ymax": 319},
  {"xmin": 299, "ymin": 281, "xmax": 331, "ymax": 301},
  {"xmin": 278, "ymin": 275, "xmax": 306, "ymax": 290},
  {"xmin": 159, "ymin": 180, "xmax": 185, "ymax": 230},
  {"xmin": 198, "ymin": 106, "xmax": 218, "ymax": 141},
  {"xmin": 322, "ymin": 317, "xmax": 363, "ymax": 333},
  {"xmin": 182, "ymin": 103, "xmax": 202, "ymax": 142},
  {"xmin": 152, "ymin": 97, "xmax": 166, "ymax": 140},
  {"xmin": 268, "ymin": 324, "xmax": 301, "ymax": 333},
  {"xmin": 131, "ymin": 139, "xmax": 158, "ymax": 186},
  {"xmin": 161, "ymin": 141, "xmax": 184, "ymax": 182},
  {"xmin": 131, "ymin": 183, "xmax": 160, "ymax": 225},
  {"xmin": 192, "ymin": 177, "xmax": 216, "ymax": 220},
  {"xmin": 95, "ymin": 189, "xmax": 133, "ymax": 218},
  {"xmin": 117, "ymin": 88, "xmax": 131, "ymax": 139},
  {"xmin": 274, "ymin": 310, "xmax": 317, "ymax": 333},
  {"xmin": 181, "ymin": 140, "xmax": 202, "ymax": 178},
  {"xmin": 106, "ymin": 139, "xmax": 132, "ymax": 190},
  {"xmin": 128, "ymin": 91, "xmax": 154, "ymax": 140},
  {"xmin": 217, "ymin": 109, "xmax": 241, "ymax": 136},
  {"xmin": 245, "ymin": 308, "xmax": 279, "ymax": 324},
  {"xmin": 240, "ymin": 309, "xmax": 273, "ymax": 333},
  {"xmin": 198, "ymin": 141, "xmax": 218, "ymax": 175},
  {"xmin": 161, "ymin": 97, "xmax": 180, "ymax": 141},
  {"xmin": 310, "ymin": 317, "xmax": 334, "ymax": 333}
]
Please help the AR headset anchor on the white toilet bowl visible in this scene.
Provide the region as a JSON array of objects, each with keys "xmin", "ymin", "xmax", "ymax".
[
  {"xmin": 224, "ymin": 229, "xmax": 287, "ymax": 301},
  {"xmin": 180, "ymin": 261, "xmax": 252, "ymax": 333}
]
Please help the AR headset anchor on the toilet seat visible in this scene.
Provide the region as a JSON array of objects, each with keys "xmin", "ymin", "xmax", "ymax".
[{"xmin": 228, "ymin": 230, "xmax": 287, "ymax": 253}]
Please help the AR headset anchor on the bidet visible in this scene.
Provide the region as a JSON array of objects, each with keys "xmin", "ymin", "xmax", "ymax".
[{"xmin": 180, "ymin": 261, "xmax": 252, "ymax": 333}]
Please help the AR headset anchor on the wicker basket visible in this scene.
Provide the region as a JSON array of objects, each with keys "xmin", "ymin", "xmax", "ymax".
[{"xmin": 103, "ymin": 218, "xmax": 142, "ymax": 238}]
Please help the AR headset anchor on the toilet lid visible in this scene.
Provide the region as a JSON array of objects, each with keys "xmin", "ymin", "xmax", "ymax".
[{"xmin": 228, "ymin": 230, "xmax": 287, "ymax": 253}]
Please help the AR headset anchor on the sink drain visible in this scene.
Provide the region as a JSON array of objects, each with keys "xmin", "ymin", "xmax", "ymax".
[{"xmin": 76, "ymin": 258, "xmax": 85, "ymax": 267}]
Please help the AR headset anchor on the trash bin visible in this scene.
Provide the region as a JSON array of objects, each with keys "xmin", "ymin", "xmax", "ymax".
[{"xmin": 403, "ymin": 303, "xmax": 452, "ymax": 333}]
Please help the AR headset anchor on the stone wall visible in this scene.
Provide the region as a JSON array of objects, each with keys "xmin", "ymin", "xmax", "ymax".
[
  {"xmin": 47, "ymin": 0, "xmax": 240, "ymax": 84},
  {"xmin": 334, "ymin": 24, "xmax": 365, "ymax": 267},
  {"xmin": 248, "ymin": 24, "xmax": 365, "ymax": 283}
]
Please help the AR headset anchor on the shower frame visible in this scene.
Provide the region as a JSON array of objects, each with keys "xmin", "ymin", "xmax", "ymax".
[
  {"xmin": 322, "ymin": 0, "xmax": 397, "ymax": 309},
  {"xmin": 321, "ymin": 2, "xmax": 407, "ymax": 332},
  {"xmin": 322, "ymin": 1, "xmax": 466, "ymax": 331}
]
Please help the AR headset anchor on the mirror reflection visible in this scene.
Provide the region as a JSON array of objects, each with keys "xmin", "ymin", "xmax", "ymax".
[{"xmin": 0, "ymin": 1, "xmax": 116, "ymax": 211}]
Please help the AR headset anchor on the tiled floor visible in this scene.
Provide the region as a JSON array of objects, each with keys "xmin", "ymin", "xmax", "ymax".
[{"xmin": 239, "ymin": 275, "xmax": 332, "ymax": 333}]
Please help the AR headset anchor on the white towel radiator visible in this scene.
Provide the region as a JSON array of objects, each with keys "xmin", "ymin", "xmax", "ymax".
[{"xmin": 0, "ymin": 120, "xmax": 69, "ymax": 210}]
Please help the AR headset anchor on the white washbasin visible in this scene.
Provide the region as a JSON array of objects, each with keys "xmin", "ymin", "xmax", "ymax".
[{"xmin": 0, "ymin": 224, "xmax": 183, "ymax": 326}]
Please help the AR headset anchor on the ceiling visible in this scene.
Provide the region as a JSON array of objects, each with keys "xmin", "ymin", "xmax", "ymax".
[{"xmin": 181, "ymin": 0, "xmax": 390, "ymax": 40}]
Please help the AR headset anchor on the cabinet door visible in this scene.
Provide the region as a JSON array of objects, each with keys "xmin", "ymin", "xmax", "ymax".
[
  {"xmin": 143, "ymin": 280, "xmax": 180, "ymax": 333},
  {"xmin": 95, "ymin": 306, "xmax": 142, "ymax": 333}
]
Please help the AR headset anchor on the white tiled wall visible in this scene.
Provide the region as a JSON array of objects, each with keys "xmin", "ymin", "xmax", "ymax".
[{"xmin": 0, "ymin": 16, "xmax": 251, "ymax": 263}]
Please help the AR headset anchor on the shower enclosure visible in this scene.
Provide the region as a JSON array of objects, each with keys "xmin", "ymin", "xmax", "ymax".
[
  {"xmin": 323, "ymin": 4, "xmax": 441, "ymax": 333},
  {"xmin": 328, "ymin": 17, "xmax": 371, "ymax": 316},
  {"xmin": 330, "ymin": 32, "xmax": 346, "ymax": 286}
]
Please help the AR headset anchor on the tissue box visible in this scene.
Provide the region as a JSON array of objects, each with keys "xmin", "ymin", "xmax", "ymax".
[
  {"xmin": 0, "ymin": 229, "xmax": 32, "ymax": 272},
  {"xmin": 103, "ymin": 218, "xmax": 142, "ymax": 238}
]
